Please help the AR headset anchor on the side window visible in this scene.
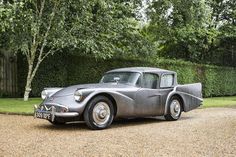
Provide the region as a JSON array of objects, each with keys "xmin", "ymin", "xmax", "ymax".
[
  {"xmin": 143, "ymin": 73, "xmax": 159, "ymax": 89},
  {"xmin": 160, "ymin": 74, "xmax": 174, "ymax": 88}
]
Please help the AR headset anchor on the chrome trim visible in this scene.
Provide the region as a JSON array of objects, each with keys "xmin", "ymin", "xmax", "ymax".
[
  {"xmin": 55, "ymin": 112, "xmax": 79, "ymax": 117},
  {"xmin": 34, "ymin": 105, "xmax": 79, "ymax": 122},
  {"xmin": 43, "ymin": 103, "xmax": 69, "ymax": 111}
]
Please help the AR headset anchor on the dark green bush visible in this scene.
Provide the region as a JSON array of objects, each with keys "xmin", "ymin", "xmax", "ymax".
[{"xmin": 17, "ymin": 53, "xmax": 236, "ymax": 98}]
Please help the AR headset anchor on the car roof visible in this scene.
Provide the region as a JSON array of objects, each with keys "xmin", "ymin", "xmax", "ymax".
[{"xmin": 107, "ymin": 67, "xmax": 175, "ymax": 74}]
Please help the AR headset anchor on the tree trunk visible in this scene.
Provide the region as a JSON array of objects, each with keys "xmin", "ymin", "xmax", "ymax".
[
  {"xmin": 23, "ymin": 61, "xmax": 34, "ymax": 101},
  {"xmin": 23, "ymin": 65, "xmax": 33, "ymax": 101},
  {"xmin": 23, "ymin": 52, "xmax": 43, "ymax": 101},
  {"xmin": 23, "ymin": 82, "xmax": 31, "ymax": 101}
]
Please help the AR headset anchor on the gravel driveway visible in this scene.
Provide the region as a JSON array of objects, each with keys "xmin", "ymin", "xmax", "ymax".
[{"xmin": 0, "ymin": 108, "xmax": 236, "ymax": 157}]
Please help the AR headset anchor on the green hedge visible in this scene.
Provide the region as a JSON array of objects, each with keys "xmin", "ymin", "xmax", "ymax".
[{"xmin": 17, "ymin": 53, "xmax": 236, "ymax": 97}]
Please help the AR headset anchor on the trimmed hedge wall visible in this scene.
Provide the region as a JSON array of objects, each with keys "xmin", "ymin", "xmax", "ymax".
[{"xmin": 17, "ymin": 53, "xmax": 236, "ymax": 97}]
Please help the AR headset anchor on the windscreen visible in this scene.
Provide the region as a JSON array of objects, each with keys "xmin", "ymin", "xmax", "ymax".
[{"xmin": 100, "ymin": 72, "xmax": 140, "ymax": 86}]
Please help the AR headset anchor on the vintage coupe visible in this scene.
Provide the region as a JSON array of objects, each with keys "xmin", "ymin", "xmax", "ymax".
[{"xmin": 34, "ymin": 67, "xmax": 202, "ymax": 129}]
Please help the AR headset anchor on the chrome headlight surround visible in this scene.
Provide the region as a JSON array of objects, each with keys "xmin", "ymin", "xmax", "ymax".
[
  {"xmin": 74, "ymin": 90, "xmax": 83, "ymax": 102},
  {"xmin": 41, "ymin": 90, "xmax": 47, "ymax": 100}
]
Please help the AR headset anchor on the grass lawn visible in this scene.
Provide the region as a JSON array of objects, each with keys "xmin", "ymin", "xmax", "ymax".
[
  {"xmin": 203, "ymin": 96, "xmax": 236, "ymax": 108},
  {"xmin": 0, "ymin": 98, "xmax": 41, "ymax": 114},
  {"xmin": 0, "ymin": 96, "xmax": 235, "ymax": 115}
]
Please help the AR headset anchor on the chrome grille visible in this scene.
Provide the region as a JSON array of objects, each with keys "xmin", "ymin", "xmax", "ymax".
[{"xmin": 40, "ymin": 104, "xmax": 67, "ymax": 112}]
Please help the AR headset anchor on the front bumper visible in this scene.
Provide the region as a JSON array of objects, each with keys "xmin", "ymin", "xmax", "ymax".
[{"xmin": 34, "ymin": 105, "xmax": 79, "ymax": 122}]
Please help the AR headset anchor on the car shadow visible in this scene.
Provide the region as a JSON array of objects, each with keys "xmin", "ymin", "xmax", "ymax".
[
  {"xmin": 111, "ymin": 116, "xmax": 193, "ymax": 129},
  {"xmin": 111, "ymin": 117, "xmax": 165, "ymax": 129},
  {"xmin": 34, "ymin": 121, "xmax": 88, "ymax": 131},
  {"xmin": 34, "ymin": 116, "xmax": 193, "ymax": 131}
]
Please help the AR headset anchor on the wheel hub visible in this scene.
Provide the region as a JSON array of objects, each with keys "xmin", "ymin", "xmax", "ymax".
[
  {"xmin": 174, "ymin": 104, "xmax": 180, "ymax": 112},
  {"xmin": 99, "ymin": 110, "xmax": 107, "ymax": 119},
  {"xmin": 170, "ymin": 99, "xmax": 181, "ymax": 119},
  {"xmin": 92, "ymin": 102, "xmax": 110, "ymax": 125}
]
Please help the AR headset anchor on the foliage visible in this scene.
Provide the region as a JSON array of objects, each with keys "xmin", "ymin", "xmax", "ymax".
[
  {"xmin": 146, "ymin": 0, "xmax": 236, "ymax": 66},
  {"xmin": 204, "ymin": 66, "xmax": 236, "ymax": 97},
  {"xmin": 0, "ymin": 0, "xmax": 153, "ymax": 100},
  {"xmin": 16, "ymin": 54, "xmax": 236, "ymax": 98}
]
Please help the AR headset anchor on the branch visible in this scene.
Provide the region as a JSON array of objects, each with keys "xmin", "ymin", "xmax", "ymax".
[
  {"xmin": 25, "ymin": 48, "xmax": 31, "ymax": 65},
  {"xmin": 28, "ymin": 0, "xmax": 59, "ymax": 82},
  {"xmin": 38, "ymin": 1, "xmax": 58, "ymax": 62},
  {"xmin": 29, "ymin": 0, "xmax": 46, "ymax": 68},
  {"xmin": 30, "ymin": 47, "xmax": 59, "ymax": 83},
  {"xmin": 33, "ymin": 0, "xmax": 45, "ymax": 48},
  {"xmin": 41, "ymin": 48, "xmax": 60, "ymax": 62},
  {"xmin": 33, "ymin": 0, "xmax": 40, "ymax": 15},
  {"xmin": 39, "ymin": 0, "xmax": 45, "ymax": 19}
]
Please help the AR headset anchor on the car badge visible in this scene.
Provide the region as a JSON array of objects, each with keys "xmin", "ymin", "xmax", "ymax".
[{"xmin": 43, "ymin": 105, "xmax": 52, "ymax": 111}]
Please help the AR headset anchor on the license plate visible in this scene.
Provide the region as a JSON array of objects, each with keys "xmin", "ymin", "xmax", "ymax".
[{"xmin": 35, "ymin": 111, "xmax": 51, "ymax": 120}]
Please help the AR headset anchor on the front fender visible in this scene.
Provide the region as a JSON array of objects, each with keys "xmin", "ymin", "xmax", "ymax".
[{"xmin": 78, "ymin": 89, "xmax": 136, "ymax": 118}]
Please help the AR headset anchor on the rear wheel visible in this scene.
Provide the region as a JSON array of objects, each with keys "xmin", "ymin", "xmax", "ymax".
[
  {"xmin": 84, "ymin": 96, "xmax": 114, "ymax": 130},
  {"xmin": 164, "ymin": 96, "xmax": 182, "ymax": 121}
]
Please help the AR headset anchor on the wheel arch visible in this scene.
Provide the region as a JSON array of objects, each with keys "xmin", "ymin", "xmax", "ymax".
[
  {"xmin": 165, "ymin": 93, "xmax": 185, "ymax": 115},
  {"xmin": 86, "ymin": 92, "xmax": 118, "ymax": 117},
  {"xmin": 171, "ymin": 94, "xmax": 185, "ymax": 111}
]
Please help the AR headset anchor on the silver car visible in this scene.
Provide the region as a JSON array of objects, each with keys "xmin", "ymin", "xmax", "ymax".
[{"xmin": 34, "ymin": 67, "xmax": 203, "ymax": 130}]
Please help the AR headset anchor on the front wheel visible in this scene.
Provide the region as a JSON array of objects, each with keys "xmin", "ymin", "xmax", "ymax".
[
  {"xmin": 164, "ymin": 96, "xmax": 182, "ymax": 121},
  {"xmin": 84, "ymin": 96, "xmax": 114, "ymax": 130}
]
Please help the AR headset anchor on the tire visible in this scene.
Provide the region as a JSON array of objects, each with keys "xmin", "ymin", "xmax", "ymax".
[
  {"xmin": 164, "ymin": 96, "xmax": 182, "ymax": 121},
  {"xmin": 84, "ymin": 96, "xmax": 114, "ymax": 130}
]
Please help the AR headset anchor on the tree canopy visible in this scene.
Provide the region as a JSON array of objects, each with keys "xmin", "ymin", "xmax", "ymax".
[
  {"xmin": 147, "ymin": 0, "xmax": 236, "ymax": 66},
  {"xmin": 0, "ymin": 0, "xmax": 152, "ymax": 100}
]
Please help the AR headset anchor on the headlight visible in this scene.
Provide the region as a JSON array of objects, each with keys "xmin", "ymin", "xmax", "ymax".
[
  {"xmin": 41, "ymin": 90, "xmax": 47, "ymax": 100},
  {"xmin": 74, "ymin": 90, "xmax": 83, "ymax": 102}
]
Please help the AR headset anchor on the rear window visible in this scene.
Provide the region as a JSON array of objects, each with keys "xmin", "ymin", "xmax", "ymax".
[{"xmin": 160, "ymin": 74, "xmax": 174, "ymax": 88}]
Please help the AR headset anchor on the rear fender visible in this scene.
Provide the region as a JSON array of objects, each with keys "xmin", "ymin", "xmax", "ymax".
[{"xmin": 164, "ymin": 83, "xmax": 203, "ymax": 114}]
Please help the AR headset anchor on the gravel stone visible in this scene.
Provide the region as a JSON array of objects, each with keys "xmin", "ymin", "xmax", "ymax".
[{"xmin": 0, "ymin": 108, "xmax": 236, "ymax": 157}]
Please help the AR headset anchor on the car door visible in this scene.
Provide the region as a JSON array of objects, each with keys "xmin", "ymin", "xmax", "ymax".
[{"xmin": 134, "ymin": 73, "xmax": 163, "ymax": 116}]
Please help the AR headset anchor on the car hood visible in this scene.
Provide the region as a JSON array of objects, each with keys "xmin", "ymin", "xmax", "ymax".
[{"xmin": 52, "ymin": 83, "xmax": 136, "ymax": 97}]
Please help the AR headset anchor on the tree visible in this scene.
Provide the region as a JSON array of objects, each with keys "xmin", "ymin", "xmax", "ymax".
[
  {"xmin": 146, "ymin": 0, "xmax": 236, "ymax": 66},
  {"xmin": 1, "ymin": 0, "xmax": 152, "ymax": 100},
  {"xmin": 2, "ymin": 0, "xmax": 81, "ymax": 101},
  {"xmin": 147, "ymin": 0, "xmax": 219, "ymax": 62},
  {"xmin": 208, "ymin": 0, "xmax": 236, "ymax": 66}
]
